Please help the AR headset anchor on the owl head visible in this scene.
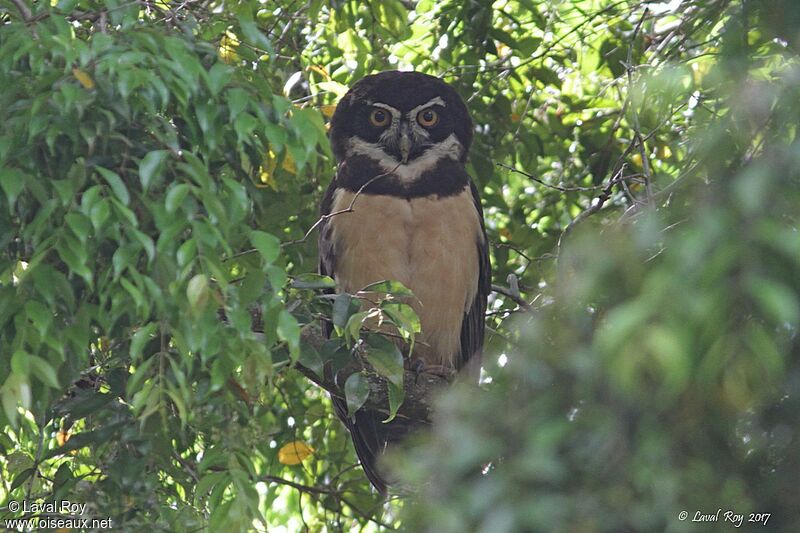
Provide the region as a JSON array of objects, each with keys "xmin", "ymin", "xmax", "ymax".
[{"xmin": 329, "ymin": 71, "xmax": 473, "ymax": 169}]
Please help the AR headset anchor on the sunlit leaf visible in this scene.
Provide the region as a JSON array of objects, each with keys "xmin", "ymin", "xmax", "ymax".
[
  {"xmin": 72, "ymin": 68, "xmax": 95, "ymax": 89},
  {"xmin": 277, "ymin": 441, "xmax": 314, "ymax": 465}
]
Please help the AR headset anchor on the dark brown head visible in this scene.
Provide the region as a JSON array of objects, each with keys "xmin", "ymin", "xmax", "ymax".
[{"xmin": 329, "ymin": 71, "xmax": 473, "ymax": 167}]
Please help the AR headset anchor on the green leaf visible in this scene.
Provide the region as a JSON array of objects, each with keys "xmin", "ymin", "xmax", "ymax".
[
  {"xmin": 56, "ymin": 238, "xmax": 92, "ymax": 285},
  {"xmin": 10, "ymin": 467, "xmax": 35, "ymax": 491},
  {"xmin": 89, "ymin": 200, "xmax": 111, "ymax": 232},
  {"xmin": 43, "ymin": 421, "xmax": 127, "ymax": 459},
  {"xmin": 291, "ymin": 273, "xmax": 336, "ymax": 290},
  {"xmin": 112, "ymin": 243, "xmax": 139, "ymax": 278},
  {"xmin": 359, "ymin": 279, "xmax": 414, "ymax": 297},
  {"xmin": 130, "ymin": 322, "xmax": 158, "ymax": 361},
  {"xmin": 344, "ymin": 311, "xmax": 369, "ymax": 344},
  {"xmin": 10, "ymin": 350, "xmax": 30, "ymax": 376},
  {"xmin": 130, "ymin": 228, "xmax": 155, "ymax": 263},
  {"xmin": 320, "ymin": 340, "xmax": 351, "ymax": 377},
  {"xmin": 0, "ymin": 167, "xmax": 25, "ymax": 208},
  {"xmin": 365, "ymin": 334, "xmax": 404, "ymax": 387},
  {"xmin": 165, "ymin": 183, "xmax": 190, "ymax": 213},
  {"xmin": 196, "ymin": 471, "xmax": 228, "ymax": 500},
  {"xmin": 28, "ymin": 356, "xmax": 60, "ymax": 389},
  {"xmin": 238, "ymin": 269, "xmax": 266, "ymax": 306},
  {"xmin": 176, "ymin": 239, "xmax": 197, "ymax": 268},
  {"xmin": 227, "ymin": 88, "xmax": 249, "ymax": 119},
  {"xmin": 747, "ymin": 276, "xmax": 800, "ymax": 326},
  {"xmin": 207, "ymin": 63, "xmax": 231, "ymax": 95},
  {"xmin": 53, "ymin": 463, "xmax": 72, "ymax": 488},
  {"xmin": 298, "ymin": 343, "xmax": 324, "ymax": 377},
  {"xmin": 250, "ymin": 230, "xmax": 280, "ymax": 264},
  {"xmin": 382, "ymin": 302, "xmax": 421, "ymax": 336},
  {"xmin": 332, "ymin": 293, "xmax": 359, "ymax": 327},
  {"xmin": 238, "ymin": 19, "xmax": 272, "ymax": 51},
  {"xmin": 25, "ymin": 300, "xmax": 52, "ymax": 337},
  {"xmin": 385, "ymin": 381, "xmax": 405, "ymax": 423},
  {"xmin": 344, "ymin": 372, "xmax": 370, "ymax": 418},
  {"xmin": 518, "ymin": 36, "xmax": 543, "ymax": 56},
  {"xmin": 187, "ymin": 274, "xmax": 210, "ymax": 309},
  {"xmin": 139, "ymin": 150, "xmax": 169, "ymax": 192},
  {"xmin": 96, "ymin": 167, "xmax": 130, "ymax": 205},
  {"xmin": 65, "ymin": 212, "xmax": 91, "ymax": 243},
  {"xmin": 277, "ymin": 310, "xmax": 300, "ymax": 359},
  {"xmin": 126, "ymin": 357, "xmax": 157, "ymax": 399},
  {"xmin": 374, "ymin": 0, "xmax": 410, "ymax": 37}
]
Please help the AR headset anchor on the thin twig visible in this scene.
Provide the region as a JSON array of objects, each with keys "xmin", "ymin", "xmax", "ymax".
[
  {"xmin": 262, "ymin": 475, "xmax": 394, "ymax": 529},
  {"xmin": 567, "ymin": 168, "xmax": 621, "ymax": 231},
  {"xmin": 283, "ymin": 163, "xmax": 400, "ymax": 247},
  {"xmin": 26, "ymin": 416, "xmax": 46, "ymax": 502},
  {"xmin": 625, "ymin": 8, "xmax": 654, "ymax": 204},
  {"xmin": 491, "ymin": 284, "xmax": 535, "ymax": 314},
  {"xmin": 496, "ymin": 162, "xmax": 638, "ymax": 192}
]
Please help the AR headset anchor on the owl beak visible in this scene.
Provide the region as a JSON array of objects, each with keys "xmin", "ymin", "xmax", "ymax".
[{"xmin": 398, "ymin": 122, "xmax": 412, "ymax": 164}]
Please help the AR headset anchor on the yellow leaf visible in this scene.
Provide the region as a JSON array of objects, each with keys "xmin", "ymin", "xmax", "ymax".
[
  {"xmin": 257, "ymin": 149, "xmax": 295, "ymax": 189},
  {"xmin": 72, "ymin": 68, "xmax": 95, "ymax": 90},
  {"xmin": 281, "ymin": 151, "xmax": 296, "ymax": 174},
  {"xmin": 278, "ymin": 441, "xmax": 314, "ymax": 465},
  {"xmin": 496, "ymin": 42, "xmax": 511, "ymax": 58},
  {"xmin": 631, "ymin": 153, "xmax": 643, "ymax": 168},
  {"xmin": 219, "ymin": 31, "xmax": 240, "ymax": 64},
  {"xmin": 56, "ymin": 428, "xmax": 70, "ymax": 446},
  {"xmin": 320, "ymin": 104, "xmax": 337, "ymax": 118},
  {"xmin": 258, "ymin": 167, "xmax": 277, "ymax": 189},
  {"xmin": 308, "ymin": 64, "xmax": 330, "ymax": 80}
]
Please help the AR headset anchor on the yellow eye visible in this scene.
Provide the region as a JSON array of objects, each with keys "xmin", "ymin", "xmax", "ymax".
[
  {"xmin": 369, "ymin": 108, "xmax": 390, "ymax": 127},
  {"xmin": 418, "ymin": 109, "xmax": 439, "ymax": 127}
]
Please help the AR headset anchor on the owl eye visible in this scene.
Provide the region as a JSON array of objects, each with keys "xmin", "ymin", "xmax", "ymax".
[
  {"xmin": 418, "ymin": 109, "xmax": 439, "ymax": 127},
  {"xmin": 369, "ymin": 108, "xmax": 390, "ymax": 127}
]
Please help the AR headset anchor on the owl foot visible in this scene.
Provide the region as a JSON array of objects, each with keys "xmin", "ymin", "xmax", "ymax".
[{"xmin": 405, "ymin": 358, "xmax": 456, "ymax": 382}]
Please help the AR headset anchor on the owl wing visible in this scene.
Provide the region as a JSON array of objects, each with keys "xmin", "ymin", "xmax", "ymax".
[
  {"xmin": 318, "ymin": 176, "xmax": 399, "ymax": 495},
  {"xmin": 457, "ymin": 179, "xmax": 491, "ymax": 379}
]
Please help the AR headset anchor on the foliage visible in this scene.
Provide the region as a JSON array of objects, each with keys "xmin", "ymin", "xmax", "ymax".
[
  {"xmin": 394, "ymin": 2, "xmax": 800, "ymax": 532},
  {"xmin": 0, "ymin": 0, "xmax": 798, "ymax": 531}
]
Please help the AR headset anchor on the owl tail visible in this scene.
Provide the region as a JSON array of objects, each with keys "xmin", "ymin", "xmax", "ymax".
[{"xmin": 331, "ymin": 395, "xmax": 421, "ymax": 495}]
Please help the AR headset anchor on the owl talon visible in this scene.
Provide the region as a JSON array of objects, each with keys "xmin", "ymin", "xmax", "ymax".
[
  {"xmin": 405, "ymin": 357, "xmax": 427, "ymax": 384},
  {"xmin": 420, "ymin": 364, "xmax": 457, "ymax": 381},
  {"xmin": 405, "ymin": 358, "xmax": 455, "ymax": 382}
]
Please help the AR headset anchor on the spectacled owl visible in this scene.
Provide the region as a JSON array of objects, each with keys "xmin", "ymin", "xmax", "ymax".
[{"xmin": 319, "ymin": 71, "xmax": 490, "ymax": 493}]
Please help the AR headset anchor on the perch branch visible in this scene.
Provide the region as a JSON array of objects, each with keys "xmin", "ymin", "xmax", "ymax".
[
  {"xmin": 294, "ymin": 325, "xmax": 448, "ymax": 424},
  {"xmin": 234, "ymin": 305, "xmax": 448, "ymax": 423}
]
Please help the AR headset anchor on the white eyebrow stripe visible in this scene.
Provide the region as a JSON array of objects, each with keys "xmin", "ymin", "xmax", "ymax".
[
  {"xmin": 371, "ymin": 102, "xmax": 401, "ymax": 119},
  {"xmin": 347, "ymin": 133, "xmax": 463, "ymax": 183},
  {"xmin": 409, "ymin": 97, "xmax": 446, "ymax": 118}
]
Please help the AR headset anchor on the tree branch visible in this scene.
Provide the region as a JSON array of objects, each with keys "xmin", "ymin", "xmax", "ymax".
[
  {"xmin": 262, "ymin": 475, "xmax": 395, "ymax": 529},
  {"xmin": 10, "ymin": 0, "xmax": 32, "ymax": 21},
  {"xmin": 491, "ymin": 283, "xmax": 535, "ymax": 314}
]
